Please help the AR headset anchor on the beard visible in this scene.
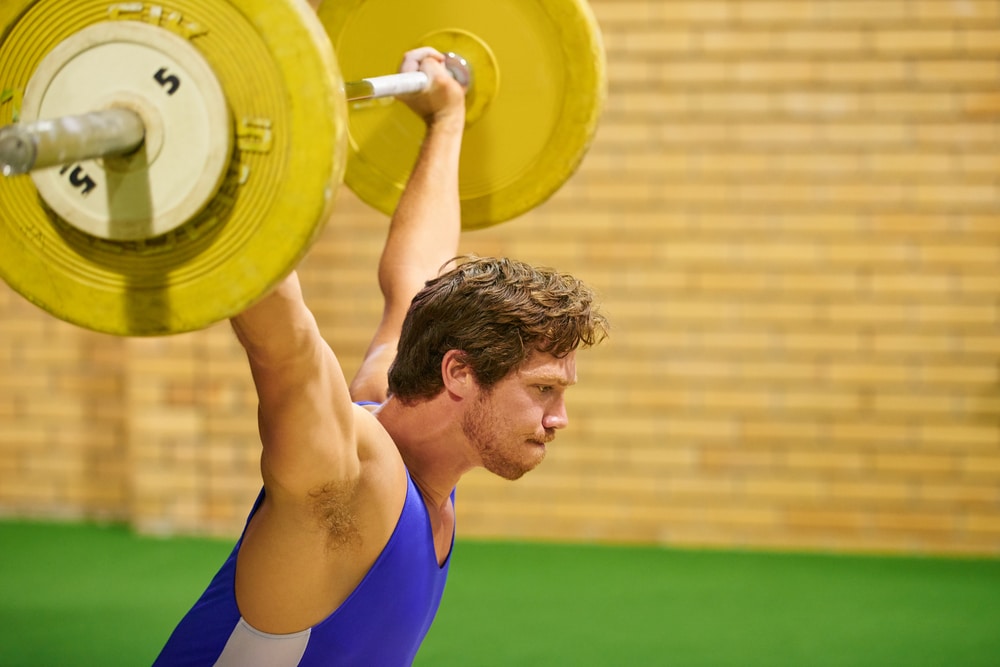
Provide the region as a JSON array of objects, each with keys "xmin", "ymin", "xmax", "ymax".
[{"xmin": 461, "ymin": 391, "xmax": 547, "ymax": 481}]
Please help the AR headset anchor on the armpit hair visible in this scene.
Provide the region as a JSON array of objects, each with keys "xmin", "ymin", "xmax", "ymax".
[{"xmin": 308, "ymin": 479, "xmax": 361, "ymax": 550}]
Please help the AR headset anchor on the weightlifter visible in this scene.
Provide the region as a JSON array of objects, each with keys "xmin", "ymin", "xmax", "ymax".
[{"xmin": 153, "ymin": 45, "xmax": 608, "ymax": 666}]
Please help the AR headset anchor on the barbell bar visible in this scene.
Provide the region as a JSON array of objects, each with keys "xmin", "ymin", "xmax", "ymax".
[
  {"xmin": 0, "ymin": 53, "xmax": 471, "ymax": 176},
  {"xmin": 0, "ymin": 108, "xmax": 146, "ymax": 176},
  {"xmin": 0, "ymin": 0, "xmax": 606, "ymax": 336}
]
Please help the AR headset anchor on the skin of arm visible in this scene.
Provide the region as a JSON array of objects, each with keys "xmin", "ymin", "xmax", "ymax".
[
  {"xmin": 349, "ymin": 48, "xmax": 467, "ymax": 403},
  {"xmin": 224, "ymin": 47, "xmax": 466, "ymax": 633}
]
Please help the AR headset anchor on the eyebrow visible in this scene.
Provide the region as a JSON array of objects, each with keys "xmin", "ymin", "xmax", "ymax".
[{"xmin": 527, "ymin": 374, "xmax": 577, "ymax": 387}]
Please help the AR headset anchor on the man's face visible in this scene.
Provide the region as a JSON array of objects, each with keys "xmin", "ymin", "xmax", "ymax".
[{"xmin": 461, "ymin": 349, "xmax": 577, "ymax": 480}]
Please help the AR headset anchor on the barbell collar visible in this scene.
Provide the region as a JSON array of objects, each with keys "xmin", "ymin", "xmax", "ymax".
[{"xmin": 0, "ymin": 108, "xmax": 144, "ymax": 175}]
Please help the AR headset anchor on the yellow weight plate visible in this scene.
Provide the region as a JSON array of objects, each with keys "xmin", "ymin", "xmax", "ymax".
[
  {"xmin": 318, "ymin": 0, "xmax": 606, "ymax": 230},
  {"xmin": 0, "ymin": 0, "xmax": 347, "ymax": 335}
]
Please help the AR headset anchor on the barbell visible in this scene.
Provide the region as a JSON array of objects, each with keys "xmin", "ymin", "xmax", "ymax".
[{"xmin": 0, "ymin": 0, "xmax": 606, "ymax": 336}]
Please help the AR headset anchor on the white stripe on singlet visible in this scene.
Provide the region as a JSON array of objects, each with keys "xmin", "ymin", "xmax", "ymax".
[{"xmin": 213, "ymin": 618, "xmax": 310, "ymax": 666}]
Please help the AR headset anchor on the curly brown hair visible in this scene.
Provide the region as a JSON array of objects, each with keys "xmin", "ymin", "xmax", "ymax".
[{"xmin": 387, "ymin": 256, "xmax": 609, "ymax": 403}]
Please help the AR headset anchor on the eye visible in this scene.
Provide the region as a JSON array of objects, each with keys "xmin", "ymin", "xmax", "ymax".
[{"xmin": 537, "ymin": 385, "xmax": 553, "ymax": 394}]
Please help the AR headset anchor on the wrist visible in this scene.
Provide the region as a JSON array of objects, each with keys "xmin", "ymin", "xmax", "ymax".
[{"xmin": 427, "ymin": 108, "xmax": 466, "ymax": 133}]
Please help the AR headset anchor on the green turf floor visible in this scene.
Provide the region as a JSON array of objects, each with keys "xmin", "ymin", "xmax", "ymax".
[{"xmin": 1, "ymin": 520, "xmax": 998, "ymax": 666}]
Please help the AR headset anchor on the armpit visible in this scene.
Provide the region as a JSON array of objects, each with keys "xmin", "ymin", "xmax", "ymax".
[{"xmin": 309, "ymin": 479, "xmax": 361, "ymax": 549}]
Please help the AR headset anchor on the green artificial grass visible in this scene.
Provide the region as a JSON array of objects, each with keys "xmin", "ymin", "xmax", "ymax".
[{"xmin": 1, "ymin": 520, "xmax": 998, "ymax": 666}]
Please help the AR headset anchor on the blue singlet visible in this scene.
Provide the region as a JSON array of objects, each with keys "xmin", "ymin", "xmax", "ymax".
[{"xmin": 153, "ymin": 468, "xmax": 453, "ymax": 666}]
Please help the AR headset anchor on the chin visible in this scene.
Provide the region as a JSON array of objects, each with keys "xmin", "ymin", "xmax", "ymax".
[{"xmin": 487, "ymin": 453, "xmax": 544, "ymax": 481}]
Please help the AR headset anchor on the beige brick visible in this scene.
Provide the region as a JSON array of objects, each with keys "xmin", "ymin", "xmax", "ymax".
[
  {"xmin": 785, "ymin": 509, "xmax": 867, "ymax": 531},
  {"xmin": 659, "ymin": 123, "xmax": 733, "ymax": 145},
  {"xmin": 874, "ymin": 453, "xmax": 959, "ymax": 475},
  {"xmin": 874, "ymin": 30, "xmax": 958, "ymax": 54},
  {"xmin": 818, "ymin": 182, "xmax": 908, "ymax": 205},
  {"xmin": 700, "ymin": 29, "xmax": 777, "ymax": 53},
  {"xmin": 604, "ymin": 60, "xmax": 657, "ymax": 85},
  {"xmin": 825, "ymin": 301, "xmax": 914, "ymax": 325},
  {"xmin": 920, "ymin": 424, "xmax": 999, "ymax": 450},
  {"xmin": 919, "ymin": 243, "xmax": 999, "ymax": 265},
  {"xmin": 868, "ymin": 271, "xmax": 955, "ymax": 295},
  {"xmin": 958, "ymin": 153, "xmax": 1000, "ymax": 175},
  {"xmin": 739, "ymin": 360, "xmax": 821, "ymax": 382},
  {"xmin": 918, "ymin": 483, "xmax": 999, "ymax": 507},
  {"xmin": 734, "ymin": 122, "xmax": 821, "ymax": 145},
  {"xmin": 871, "ymin": 92, "xmax": 959, "ymax": 115},
  {"xmin": 697, "ymin": 92, "xmax": 775, "ymax": 115},
  {"xmin": 604, "ymin": 31, "xmax": 696, "ymax": 55},
  {"xmin": 782, "ymin": 91, "xmax": 863, "ymax": 115},
  {"xmin": 867, "ymin": 213, "xmax": 953, "ymax": 234},
  {"xmin": 665, "ymin": 475, "xmax": 736, "ymax": 499},
  {"xmin": 874, "ymin": 511, "xmax": 956, "ymax": 533},
  {"xmin": 781, "ymin": 389, "xmax": 861, "ymax": 414},
  {"xmin": 735, "ymin": 182, "xmax": 818, "ymax": 204},
  {"xmin": 708, "ymin": 506, "xmax": 781, "ymax": 528},
  {"xmin": 873, "ymin": 393, "xmax": 960, "ymax": 417},
  {"xmin": 826, "ymin": 361, "xmax": 912, "ymax": 384},
  {"xmin": 741, "ymin": 476, "xmax": 826, "ymax": 500},
  {"xmin": 918, "ymin": 302, "xmax": 998, "ymax": 327},
  {"xmin": 919, "ymin": 362, "xmax": 997, "ymax": 386},
  {"xmin": 784, "ymin": 450, "xmax": 867, "ymax": 473},
  {"xmin": 738, "ymin": 240, "xmax": 824, "ymax": 263},
  {"xmin": 742, "ymin": 419, "xmax": 824, "ymax": 442},
  {"xmin": 912, "ymin": 183, "xmax": 1000, "ymax": 206},
  {"xmin": 657, "ymin": 61, "xmax": 730, "ymax": 84},
  {"xmin": 830, "ymin": 421, "xmax": 915, "ymax": 446},
  {"xmin": 772, "ymin": 272, "xmax": 862, "ymax": 294},
  {"xmin": 702, "ymin": 446, "xmax": 780, "ymax": 470},
  {"xmin": 781, "ymin": 30, "xmax": 866, "ymax": 52},
  {"xmin": 610, "ymin": 91, "xmax": 691, "ymax": 116},
  {"xmin": 733, "ymin": 61, "xmax": 817, "ymax": 83},
  {"xmin": 868, "ymin": 152, "xmax": 955, "ymax": 175},
  {"xmin": 964, "ymin": 92, "xmax": 1000, "ymax": 116},
  {"xmin": 823, "ymin": 2, "xmax": 909, "ymax": 22},
  {"xmin": 590, "ymin": 2, "xmax": 657, "ymax": 24},
  {"xmin": 655, "ymin": 1, "xmax": 732, "ymax": 23},
  {"xmin": 915, "ymin": 61, "xmax": 1000, "ymax": 84},
  {"xmin": 623, "ymin": 446, "xmax": 697, "ymax": 468},
  {"xmin": 962, "ymin": 29, "xmax": 1000, "ymax": 53},
  {"xmin": 735, "ymin": 2, "xmax": 819, "ymax": 23},
  {"xmin": 913, "ymin": 1, "xmax": 999, "ymax": 21},
  {"xmin": 665, "ymin": 416, "xmax": 740, "ymax": 440},
  {"xmin": 965, "ymin": 514, "xmax": 1000, "ymax": 535},
  {"xmin": 779, "ymin": 331, "xmax": 863, "ymax": 353},
  {"xmin": 779, "ymin": 153, "xmax": 863, "ymax": 175},
  {"xmin": 829, "ymin": 480, "xmax": 913, "ymax": 503},
  {"xmin": 819, "ymin": 60, "xmax": 908, "ymax": 84},
  {"xmin": 956, "ymin": 275, "xmax": 997, "ymax": 298}
]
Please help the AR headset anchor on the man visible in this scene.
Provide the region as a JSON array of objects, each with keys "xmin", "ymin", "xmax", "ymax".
[{"xmin": 153, "ymin": 46, "xmax": 608, "ymax": 666}]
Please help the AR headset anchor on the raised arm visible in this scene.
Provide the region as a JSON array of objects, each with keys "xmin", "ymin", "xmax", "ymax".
[
  {"xmin": 230, "ymin": 272, "xmax": 358, "ymax": 499},
  {"xmin": 349, "ymin": 47, "xmax": 467, "ymax": 403}
]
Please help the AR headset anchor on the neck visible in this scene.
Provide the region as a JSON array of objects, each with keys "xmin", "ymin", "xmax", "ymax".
[{"xmin": 375, "ymin": 395, "xmax": 474, "ymax": 510}]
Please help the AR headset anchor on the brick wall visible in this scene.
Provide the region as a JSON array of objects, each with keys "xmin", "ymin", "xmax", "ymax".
[{"xmin": 1, "ymin": 0, "xmax": 998, "ymax": 555}]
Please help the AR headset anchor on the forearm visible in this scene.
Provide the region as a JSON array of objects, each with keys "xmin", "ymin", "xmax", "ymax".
[{"xmin": 377, "ymin": 114, "xmax": 464, "ymax": 304}]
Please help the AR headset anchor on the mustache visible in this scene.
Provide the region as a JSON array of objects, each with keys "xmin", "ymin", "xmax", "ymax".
[{"xmin": 536, "ymin": 429, "xmax": 556, "ymax": 444}]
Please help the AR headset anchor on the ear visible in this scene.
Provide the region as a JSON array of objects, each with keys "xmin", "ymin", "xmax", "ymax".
[{"xmin": 441, "ymin": 350, "xmax": 475, "ymax": 399}]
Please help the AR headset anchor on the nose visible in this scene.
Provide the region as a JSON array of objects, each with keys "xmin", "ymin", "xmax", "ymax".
[{"xmin": 542, "ymin": 398, "xmax": 569, "ymax": 431}]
